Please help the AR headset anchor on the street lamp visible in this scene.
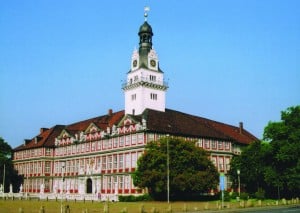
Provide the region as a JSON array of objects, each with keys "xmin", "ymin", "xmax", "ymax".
[
  {"xmin": 166, "ymin": 134, "xmax": 170, "ymax": 203},
  {"xmin": 237, "ymin": 169, "xmax": 241, "ymax": 197},
  {"xmin": 60, "ymin": 161, "xmax": 66, "ymax": 213}
]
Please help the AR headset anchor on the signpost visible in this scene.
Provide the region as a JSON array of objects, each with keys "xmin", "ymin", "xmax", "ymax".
[{"xmin": 220, "ymin": 173, "xmax": 225, "ymax": 209}]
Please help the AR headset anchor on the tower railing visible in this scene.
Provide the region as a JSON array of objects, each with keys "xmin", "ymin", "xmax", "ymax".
[{"xmin": 122, "ymin": 77, "xmax": 168, "ymax": 89}]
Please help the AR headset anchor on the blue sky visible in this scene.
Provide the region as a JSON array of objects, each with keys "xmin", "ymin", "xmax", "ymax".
[{"xmin": 1, "ymin": 0, "xmax": 299, "ymax": 148}]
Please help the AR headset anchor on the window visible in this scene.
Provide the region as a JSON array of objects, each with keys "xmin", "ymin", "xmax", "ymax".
[
  {"xmin": 150, "ymin": 75, "xmax": 156, "ymax": 82},
  {"xmin": 108, "ymin": 176, "xmax": 112, "ymax": 190},
  {"xmin": 212, "ymin": 141, "xmax": 217, "ymax": 149},
  {"xmin": 108, "ymin": 156, "xmax": 112, "ymax": 170},
  {"xmin": 150, "ymin": 93, "xmax": 157, "ymax": 100},
  {"xmin": 225, "ymin": 142, "xmax": 230, "ymax": 150},
  {"xmin": 138, "ymin": 133, "xmax": 144, "ymax": 144},
  {"xmin": 102, "ymin": 156, "xmax": 106, "ymax": 170},
  {"xmin": 125, "ymin": 135, "xmax": 130, "ymax": 146},
  {"xmin": 124, "ymin": 175, "xmax": 130, "ymax": 189},
  {"xmin": 103, "ymin": 139, "xmax": 108, "ymax": 149},
  {"xmin": 119, "ymin": 154, "xmax": 124, "ymax": 169},
  {"xmin": 113, "ymin": 155, "xmax": 118, "ymax": 169},
  {"xmin": 113, "ymin": 138, "xmax": 118, "ymax": 147},
  {"xmin": 204, "ymin": 139, "xmax": 210, "ymax": 149},
  {"xmin": 119, "ymin": 136, "xmax": 124, "ymax": 147},
  {"xmin": 132, "ymin": 134, "xmax": 137, "ymax": 145},
  {"xmin": 125, "ymin": 153, "xmax": 131, "ymax": 169},
  {"xmin": 97, "ymin": 141, "xmax": 101, "ymax": 150},
  {"xmin": 218, "ymin": 141, "xmax": 223, "ymax": 150},
  {"xmin": 119, "ymin": 176, "xmax": 124, "ymax": 189},
  {"xmin": 132, "ymin": 153, "xmax": 137, "ymax": 168},
  {"xmin": 108, "ymin": 139, "xmax": 112, "ymax": 149},
  {"xmin": 196, "ymin": 139, "xmax": 203, "ymax": 147},
  {"xmin": 219, "ymin": 157, "xmax": 224, "ymax": 171},
  {"xmin": 45, "ymin": 148, "xmax": 51, "ymax": 156},
  {"xmin": 147, "ymin": 133, "xmax": 154, "ymax": 142},
  {"xmin": 131, "ymin": 94, "xmax": 136, "ymax": 101},
  {"xmin": 45, "ymin": 161, "xmax": 50, "ymax": 173},
  {"xmin": 97, "ymin": 157, "xmax": 101, "ymax": 170}
]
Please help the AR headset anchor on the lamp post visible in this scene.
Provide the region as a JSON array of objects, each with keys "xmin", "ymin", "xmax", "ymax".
[
  {"xmin": 166, "ymin": 135, "xmax": 170, "ymax": 203},
  {"xmin": 2, "ymin": 164, "xmax": 5, "ymax": 194},
  {"xmin": 237, "ymin": 169, "xmax": 241, "ymax": 198},
  {"xmin": 60, "ymin": 161, "xmax": 66, "ymax": 213}
]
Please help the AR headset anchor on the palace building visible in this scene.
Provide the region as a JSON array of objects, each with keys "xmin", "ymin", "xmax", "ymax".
[{"xmin": 12, "ymin": 9, "xmax": 257, "ymax": 200}]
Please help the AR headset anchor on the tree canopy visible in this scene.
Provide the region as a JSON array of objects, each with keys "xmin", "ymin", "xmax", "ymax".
[
  {"xmin": 132, "ymin": 137, "xmax": 219, "ymax": 201},
  {"xmin": 229, "ymin": 106, "xmax": 300, "ymax": 199},
  {"xmin": 263, "ymin": 106, "xmax": 300, "ymax": 198},
  {"xmin": 0, "ymin": 137, "xmax": 23, "ymax": 193}
]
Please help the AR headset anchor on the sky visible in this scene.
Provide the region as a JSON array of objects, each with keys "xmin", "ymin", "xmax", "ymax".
[{"xmin": 0, "ymin": 0, "xmax": 299, "ymax": 148}]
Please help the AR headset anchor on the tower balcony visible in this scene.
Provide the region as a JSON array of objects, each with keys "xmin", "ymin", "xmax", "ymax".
[{"xmin": 122, "ymin": 77, "xmax": 168, "ymax": 91}]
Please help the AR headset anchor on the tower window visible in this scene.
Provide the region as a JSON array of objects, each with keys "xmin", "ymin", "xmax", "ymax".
[
  {"xmin": 150, "ymin": 75, "xmax": 156, "ymax": 82},
  {"xmin": 150, "ymin": 93, "xmax": 157, "ymax": 100},
  {"xmin": 131, "ymin": 94, "xmax": 136, "ymax": 100}
]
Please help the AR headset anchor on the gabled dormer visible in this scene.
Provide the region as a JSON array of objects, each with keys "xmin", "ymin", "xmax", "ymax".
[
  {"xmin": 85, "ymin": 122, "xmax": 102, "ymax": 141},
  {"xmin": 55, "ymin": 129, "xmax": 74, "ymax": 146},
  {"xmin": 117, "ymin": 114, "xmax": 144, "ymax": 134}
]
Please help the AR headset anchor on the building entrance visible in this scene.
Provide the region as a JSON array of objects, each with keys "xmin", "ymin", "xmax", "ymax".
[{"xmin": 86, "ymin": 178, "xmax": 92, "ymax": 194}]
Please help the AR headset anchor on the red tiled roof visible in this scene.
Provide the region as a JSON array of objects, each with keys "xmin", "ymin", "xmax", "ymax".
[
  {"xmin": 142, "ymin": 109, "xmax": 257, "ymax": 144},
  {"xmin": 13, "ymin": 108, "xmax": 257, "ymax": 151},
  {"xmin": 14, "ymin": 125, "xmax": 65, "ymax": 151}
]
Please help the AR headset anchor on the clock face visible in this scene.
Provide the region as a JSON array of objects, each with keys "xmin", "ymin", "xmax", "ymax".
[
  {"xmin": 133, "ymin": 60, "xmax": 137, "ymax": 67},
  {"xmin": 150, "ymin": 59, "xmax": 156, "ymax": 67}
]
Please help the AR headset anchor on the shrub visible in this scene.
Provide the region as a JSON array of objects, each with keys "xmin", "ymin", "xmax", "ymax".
[
  {"xmin": 118, "ymin": 194, "xmax": 152, "ymax": 202},
  {"xmin": 219, "ymin": 191, "xmax": 231, "ymax": 201},
  {"xmin": 240, "ymin": 192, "xmax": 249, "ymax": 200},
  {"xmin": 255, "ymin": 188, "xmax": 265, "ymax": 200}
]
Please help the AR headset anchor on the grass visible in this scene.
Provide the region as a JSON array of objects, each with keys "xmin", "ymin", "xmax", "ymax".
[
  {"xmin": 0, "ymin": 199, "xmax": 226, "ymax": 213},
  {"xmin": 0, "ymin": 198, "xmax": 297, "ymax": 213}
]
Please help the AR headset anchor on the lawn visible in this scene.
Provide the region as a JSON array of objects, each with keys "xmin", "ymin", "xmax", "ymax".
[
  {"xmin": 0, "ymin": 199, "xmax": 231, "ymax": 213},
  {"xmin": 0, "ymin": 198, "xmax": 296, "ymax": 213}
]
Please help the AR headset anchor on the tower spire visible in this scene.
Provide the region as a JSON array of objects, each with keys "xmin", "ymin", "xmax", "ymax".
[{"xmin": 144, "ymin": 6, "xmax": 150, "ymax": 21}]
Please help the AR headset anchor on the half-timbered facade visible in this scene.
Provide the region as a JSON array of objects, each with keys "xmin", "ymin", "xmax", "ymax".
[{"xmin": 12, "ymin": 8, "xmax": 257, "ymax": 200}]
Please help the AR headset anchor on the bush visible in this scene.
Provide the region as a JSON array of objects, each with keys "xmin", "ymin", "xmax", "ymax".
[
  {"xmin": 230, "ymin": 192, "xmax": 239, "ymax": 199},
  {"xmin": 240, "ymin": 192, "xmax": 249, "ymax": 200},
  {"xmin": 118, "ymin": 194, "xmax": 152, "ymax": 202},
  {"xmin": 219, "ymin": 191, "xmax": 231, "ymax": 201},
  {"xmin": 255, "ymin": 188, "xmax": 265, "ymax": 200}
]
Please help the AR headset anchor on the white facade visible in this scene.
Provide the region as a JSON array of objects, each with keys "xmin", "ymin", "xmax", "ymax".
[{"xmin": 123, "ymin": 38, "xmax": 168, "ymax": 115}]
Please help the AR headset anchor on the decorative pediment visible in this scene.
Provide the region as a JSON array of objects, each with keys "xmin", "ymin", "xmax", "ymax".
[
  {"xmin": 85, "ymin": 123, "xmax": 102, "ymax": 141},
  {"xmin": 85, "ymin": 123, "xmax": 101, "ymax": 134},
  {"xmin": 117, "ymin": 115, "xmax": 144, "ymax": 134},
  {"xmin": 117, "ymin": 115, "xmax": 139, "ymax": 127},
  {"xmin": 58, "ymin": 129, "xmax": 73, "ymax": 140},
  {"xmin": 55, "ymin": 129, "xmax": 75, "ymax": 146}
]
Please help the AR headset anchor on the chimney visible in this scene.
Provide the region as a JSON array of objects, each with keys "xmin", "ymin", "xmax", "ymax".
[
  {"xmin": 24, "ymin": 139, "xmax": 31, "ymax": 146},
  {"xmin": 108, "ymin": 109, "xmax": 113, "ymax": 116},
  {"xmin": 40, "ymin": 128, "xmax": 49, "ymax": 134},
  {"xmin": 239, "ymin": 122, "xmax": 243, "ymax": 134}
]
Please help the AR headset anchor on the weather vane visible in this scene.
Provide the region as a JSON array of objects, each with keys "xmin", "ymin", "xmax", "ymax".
[{"xmin": 144, "ymin": 6, "xmax": 150, "ymax": 21}]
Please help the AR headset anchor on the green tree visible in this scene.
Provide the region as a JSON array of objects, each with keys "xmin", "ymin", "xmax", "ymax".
[
  {"xmin": 263, "ymin": 106, "xmax": 300, "ymax": 198},
  {"xmin": 132, "ymin": 137, "xmax": 219, "ymax": 201},
  {"xmin": 0, "ymin": 137, "xmax": 23, "ymax": 192},
  {"xmin": 229, "ymin": 140, "xmax": 271, "ymax": 195}
]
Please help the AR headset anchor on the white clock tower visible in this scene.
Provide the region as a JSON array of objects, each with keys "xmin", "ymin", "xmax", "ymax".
[{"xmin": 122, "ymin": 8, "xmax": 168, "ymax": 115}]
